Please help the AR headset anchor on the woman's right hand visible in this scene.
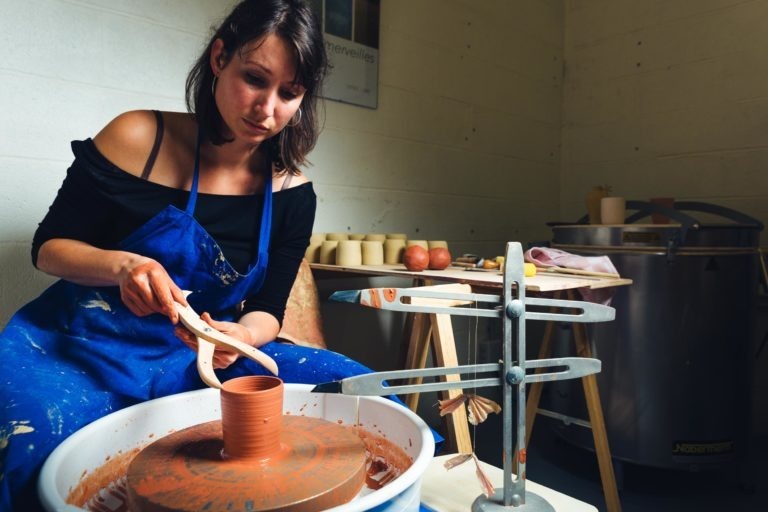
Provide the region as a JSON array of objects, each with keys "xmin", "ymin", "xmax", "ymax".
[
  {"xmin": 118, "ymin": 257, "xmax": 188, "ymax": 324},
  {"xmin": 37, "ymin": 239, "xmax": 188, "ymax": 324}
]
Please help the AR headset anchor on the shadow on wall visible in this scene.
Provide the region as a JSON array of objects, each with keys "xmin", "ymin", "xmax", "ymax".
[{"xmin": 0, "ymin": 243, "xmax": 56, "ymax": 328}]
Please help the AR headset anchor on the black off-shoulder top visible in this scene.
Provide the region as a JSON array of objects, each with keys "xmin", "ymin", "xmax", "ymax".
[{"xmin": 32, "ymin": 139, "xmax": 316, "ymax": 325}]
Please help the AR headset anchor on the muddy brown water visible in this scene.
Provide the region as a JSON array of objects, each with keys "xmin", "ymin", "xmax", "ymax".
[{"xmin": 67, "ymin": 421, "xmax": 414, "ymax": 511}]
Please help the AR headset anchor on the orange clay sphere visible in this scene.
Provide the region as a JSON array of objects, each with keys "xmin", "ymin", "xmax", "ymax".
[
  {"xmin": 403, "ymin": 246, "xmax": 429, "ymax": 272},
  {"xmin": 428, "ymin": 248, "xmax": 451, "ymax": 270}
]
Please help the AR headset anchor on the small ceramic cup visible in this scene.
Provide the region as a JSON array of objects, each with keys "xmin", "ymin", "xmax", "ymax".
[
  {"xmin": 348, "ymin": 233, "xmax": 366, "ymax": 240},
  {"xmin": 650, "ymin": 197, "xmax": 675, "ymax": 224},
  {"xmin": 326, "ymin": 233, "xmax": 349, "ymax": 241},
  {"xmin": 336, "ymin": 240, "xmax": 363, "ymax": 267},
  {"xmin": 309, "ymin": 233, "xmax": 326, "ymax": 245},
  {"xmin": 304, "ymin": 242, "xmax": 322, "ymax": 263},
  {"xmin": 365, "ymin": 233, "xmax": 387, "ymax": 242},
  {"xmin": 319, "ymin": 240, "xmax": 339, "ymax": 264},
  {"xmin": 600, "ymin": 197, "xmax": 626, "ymax": 225},
  {"xmin": 428, "ymin": 240, "xmax": 448, "ymax": 250},
  {"xmin": 384, "ymin": 238, "xmax": 407, "ymax": 264},
  {"xmin": 385, "ymin": 233, "xmax": 408, "ymax": 240},
  {"xmin": 406, "ymin": 239, "xmax": 429, "ymax": 251},
  {"xmin": 361, "ymin": 241, "xmax": 384, "ymax": 265},
  {"xmin": 336, "ymin": 240, "xmax": 362, "ymax": 266}
]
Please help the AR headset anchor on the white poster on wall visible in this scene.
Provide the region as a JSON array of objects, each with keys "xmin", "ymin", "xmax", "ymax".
[{"xmin": 311, "ymin": 0, "xmax": 380, "ymax": 109}]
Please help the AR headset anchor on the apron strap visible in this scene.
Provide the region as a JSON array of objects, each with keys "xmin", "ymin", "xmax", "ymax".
[
  {"xmin": 185, "ymin": 128, "xmax": 202, "ymax": 216},
  {"xmin": 185, "ymin": 127, "xmax": 273, "ymax": 270},
  {"xmin": 257, "ymin": 160, "xmax": 273, "ymax": 260}
]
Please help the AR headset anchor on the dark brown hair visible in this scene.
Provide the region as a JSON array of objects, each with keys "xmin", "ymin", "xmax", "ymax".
[{"xmin": 186, "ymin": 0, "xmax": 327, "ymax": 173}]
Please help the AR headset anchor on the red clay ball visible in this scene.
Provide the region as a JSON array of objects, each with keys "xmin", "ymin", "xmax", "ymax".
[
  {"xmin": 428, "ymin": 248, "xmax": 451, "ymax": 270},
  {"xmin": 403, "ymin": 245, "xmax": 429, "ymax": 272}
]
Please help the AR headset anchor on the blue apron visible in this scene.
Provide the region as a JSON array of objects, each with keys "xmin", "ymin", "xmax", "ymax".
[{"xmin": 0, "ymin": 135, "xmax": 378, "ymax": 511}]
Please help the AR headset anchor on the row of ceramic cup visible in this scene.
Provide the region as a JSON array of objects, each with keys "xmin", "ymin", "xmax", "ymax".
[{"xmin": 306, "ymin": 233, "xmax": 449, "ymax": 266}]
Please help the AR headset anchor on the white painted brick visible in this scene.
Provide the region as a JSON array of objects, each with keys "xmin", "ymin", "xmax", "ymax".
[
  {"xmin": 323, "ymin": 84, "xmax": 473, "ymax": 148},
  {"xmin": 311, "ymin": 184, "xmax": 554, "ymax": 251},
  {"xmin": 472, "ymin": 106, "xmax": 560, "ymax": 162},
  {"xmin": 0, "ymin": 69, "xmax": 186, "ymax": 161},
  {"xmin": 0, "ymin": 157, "xmax": 67, "ymax": 239},
  {"xmin": 308, "ymin": 128, "xmax": 558, "ymax": 201},
  {"xmin": 0, "ymin": 242, "xmax": 57, "ymax": 326},
  {"xmin": 72, "ymin": 0, "xmax": 237, "ymax": 33}
]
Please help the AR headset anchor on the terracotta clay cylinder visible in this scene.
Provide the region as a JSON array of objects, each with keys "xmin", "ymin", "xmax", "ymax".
[
  {"xmin": 385, "ymin": 233, "xmax": 407, "ymax": 240},
  {"xmin": 348, "ymin": 233, "xmax": 366, "ymax": 240},
  {"xmin": 326, "ymin": 232, "xmax": 349, "ymax": 241},
  {"xmin": 361, "ymin": 240, "xmax": 384, "ymax": 265},
  {"xmin": 319, "ymin": 240, "xmax": 338, "ymax": 264},
  {"xmin": 650, "ymin": 197, "xmax": 675, "ymax": 224},
  {"xmin": 336, "ymin": 240, "xmax": 362, "ymax": 266},
  {"xmin": 220, "ymin": 376, "xmax": 283, "ymax": 460},
  {"xmin": 384, "ymin": 238, "xmax": 406, "ymax": 264},
  {"xmin": 365, "ymin": 233, "xmax": 387, "ymax": 242}
]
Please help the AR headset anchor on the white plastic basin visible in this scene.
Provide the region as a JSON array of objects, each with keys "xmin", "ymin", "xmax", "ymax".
[{"xmin": 39, "ymin": 384, "xmax": 434, "ymax": 511}]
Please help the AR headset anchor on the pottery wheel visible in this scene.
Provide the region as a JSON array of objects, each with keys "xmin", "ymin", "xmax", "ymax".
[{"xmin": 126, "ymin": 416, "xmax": 367, "ymax": 512}]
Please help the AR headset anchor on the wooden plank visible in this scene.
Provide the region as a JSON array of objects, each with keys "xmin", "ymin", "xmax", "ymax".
[
  {"xmin": 403, "ymin": 312, "xmax": 432, "ymax": 412},
  {"xmin": 310, "ymin": 263, "xmax": 632, "ymax": 292},
  {"xmin": 430, "ymin": 312, "xmax": 473, "ymax": 455},
  {"xmin": 406, "ymin": 282, "xmax": 473, "ymax": 307}
]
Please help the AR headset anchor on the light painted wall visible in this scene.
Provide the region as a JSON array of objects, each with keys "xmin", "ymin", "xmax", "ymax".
[
  {"xmin": 310, "ymin": 0, "xmax": 563, "ymax": 258},
  {"xmin": 0, "ymin": 0, "xmax": 563, "ymax": 327},
  {"xmin": 560, "ymin": 0, "xmax": 768, "ymax": 225},
  {"xmin": 0, "ymin": 0, "xmax": 239, "ymax": 325}
]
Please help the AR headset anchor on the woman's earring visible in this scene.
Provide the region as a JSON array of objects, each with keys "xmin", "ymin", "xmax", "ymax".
[
  {"xmin": 288, "ymin": 108, "xmax": 302, "ymax": 127},
  {"xmin": 211, "ymin": 75, "xmax": 218, "ymax": 97}
]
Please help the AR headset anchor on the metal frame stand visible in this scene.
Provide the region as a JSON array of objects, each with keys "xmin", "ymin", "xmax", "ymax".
[
  {"xmin": 473, "ymin": 242, "xmax": 554, "ymax": 510},
  {"xmin": 323, "ymin": 241, "xmax": 616, "ymax": 510}
]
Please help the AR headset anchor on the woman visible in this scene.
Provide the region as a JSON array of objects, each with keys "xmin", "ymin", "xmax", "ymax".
[{"xmin": 0, "ymin": 1, "xmax": 375, "ymax": 509}]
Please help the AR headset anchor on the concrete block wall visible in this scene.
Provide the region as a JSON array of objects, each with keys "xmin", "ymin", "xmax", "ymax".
[
  {"xmin": 309, "ymin": 0, "xmax": 563, "ymax": 257},
  {"xmin": 560, "ymin": 0, "xmax": 768, "ymax": 225}
]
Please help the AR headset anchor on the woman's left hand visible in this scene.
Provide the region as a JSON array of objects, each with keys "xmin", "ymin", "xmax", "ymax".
[{"xmin": 174, "ymin": 312, "xmax": 256, "ymax": 369}]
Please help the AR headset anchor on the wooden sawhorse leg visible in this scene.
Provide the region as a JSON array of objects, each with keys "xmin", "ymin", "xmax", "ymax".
[
  {"xmin": 403, "ymin": 312, "xmax": 432, "ymax": 412},
  {"xmin": 523, "ymin": 290, "xmax": 622, "ymax": 512},
  {"xmin": 402, "ymin": 284, "xmax": 473, "ymax": 455}
]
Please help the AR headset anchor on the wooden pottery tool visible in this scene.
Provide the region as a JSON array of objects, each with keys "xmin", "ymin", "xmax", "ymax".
[{"xmin": 174, "ymin": 293, "xmax": 278, "ymax": 388}]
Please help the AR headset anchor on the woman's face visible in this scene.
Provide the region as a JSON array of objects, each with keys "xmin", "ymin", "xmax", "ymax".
[{"xmin": 211, "ymin": 34, "xmax": 306, "ymax": 147}]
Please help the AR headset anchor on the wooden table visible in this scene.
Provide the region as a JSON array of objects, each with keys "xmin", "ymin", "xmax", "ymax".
[
  {"xmin": 311, "ymin": 262, "xmax": 631, "ymax": 512},
  {"xmin": 311, "ymin": 263, "xmax": 632, "ymax": 293}
]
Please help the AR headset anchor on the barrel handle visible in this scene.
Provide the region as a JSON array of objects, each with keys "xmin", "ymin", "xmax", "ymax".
[
  {"xmin": 672, "ymin": 201, "xmax": 764, "ymax": 229},
  {"xmin": 623, "ymin": 200, "xmax": 699, "ymax": 228}
]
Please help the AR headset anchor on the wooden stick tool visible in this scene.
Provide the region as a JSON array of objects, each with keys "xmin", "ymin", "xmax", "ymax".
[{"xmin": 174, "ymin": 293, "xmax": 278, "ymax": 389}]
